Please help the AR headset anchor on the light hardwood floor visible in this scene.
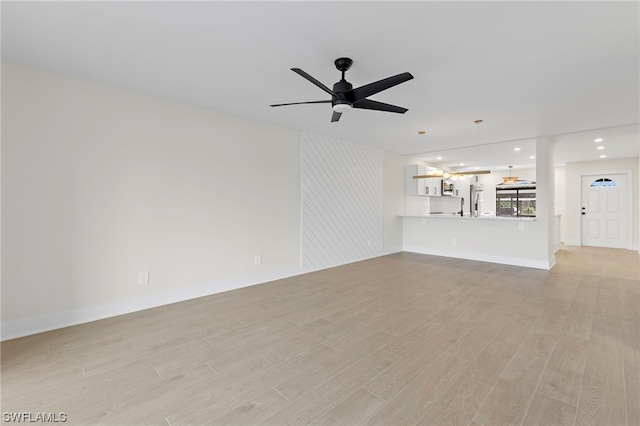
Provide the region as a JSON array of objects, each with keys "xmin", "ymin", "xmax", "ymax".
[{"xmin": 2, "ymin": 246, "xmax": 639, "ymax": 425}]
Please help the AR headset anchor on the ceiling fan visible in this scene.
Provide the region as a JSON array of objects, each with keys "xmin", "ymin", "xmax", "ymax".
[{"xmin": 270, "ymin": 57, "xmax": 414, "ymax": 122}]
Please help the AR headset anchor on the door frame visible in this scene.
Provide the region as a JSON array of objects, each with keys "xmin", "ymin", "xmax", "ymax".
[{"xmin": 579, "ymin": 169, "xmax": 632, "ymax": 249}]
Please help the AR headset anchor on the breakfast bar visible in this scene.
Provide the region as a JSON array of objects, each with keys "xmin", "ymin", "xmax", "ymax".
[{"xmin": 399, "ymin": 214, "xmax": 552, "ymax": 269}]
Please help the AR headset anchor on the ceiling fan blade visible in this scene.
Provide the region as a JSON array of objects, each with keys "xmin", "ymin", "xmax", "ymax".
[
  {"xmin": 291, "ymin": 68, "xmax": 336, "ymax": 97},
  {"xmin": 331, "ymin": 111, "xmax": 342, "ymax": 122},
  {"xmin": 351, "ymin": 72, "xmax": 414, "ymax": 102},
  {"xmin": 352, "ymin": 99, "xmax": 408, "ymax": 114},
  {"xmin": 270, "ymin": 100, "xmax": 332, "ymax": 107}
]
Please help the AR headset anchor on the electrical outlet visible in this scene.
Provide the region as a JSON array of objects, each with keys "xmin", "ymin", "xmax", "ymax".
[
  {"xmin": 452, "ymin": 238, "xmax": 457, "ymax": 246},
  {"xmin": 254, "ymin": 255, "xmax": 262, "ymax": 265},
  {"xmin": 138, "ymin": 270, "xmax": 149, "ymax": 285}
]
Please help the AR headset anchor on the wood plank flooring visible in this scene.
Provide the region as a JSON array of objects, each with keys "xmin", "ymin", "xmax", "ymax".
[{"xmin": 2, "ymin": 245, "xmax": 638, "ymax": 425}]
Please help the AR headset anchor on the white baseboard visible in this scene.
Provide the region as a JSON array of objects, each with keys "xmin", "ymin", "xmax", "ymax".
[
  {"xmin": 2, "ymin": 250, "xmax": 407, "ymax": 341},
  {"xmin": 1, "ymin": 265, "xmax": 305, "ymax": 341},
  {"xmin": 300, "ymin": 249, "xmax": 403, "ymax": 274},
  {"xmin": 1, "ymin": 245, "xmax": 563, "ymax": 341},
  {"xmin": 402, "ymin": 245, "xmax": 553, "ymax": 270},
  {"xmin": 382, "ymin": 245, "xmax": 403, "ymax": 255}
]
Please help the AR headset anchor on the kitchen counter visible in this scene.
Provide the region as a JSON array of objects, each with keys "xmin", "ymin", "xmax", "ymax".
[
  {"xmin": 398, "ymin": 213, "xmax": 536, "ymax": 221},
  {"xmin": 399, "ymin": 213, "xmax": 551, "ymax": 269}
]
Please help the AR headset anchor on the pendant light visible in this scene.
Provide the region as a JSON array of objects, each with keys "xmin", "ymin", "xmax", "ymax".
[
  {"xmin": 474, "ymin": 119, "xmax": 482, "ymax": 177},
  {"xmin": 412, "ymin": 120, "xmax": 492, "ymax": 180},
  {"xmin": 503, "ymin": 165, "xmax": 518, "ymax": 184}
]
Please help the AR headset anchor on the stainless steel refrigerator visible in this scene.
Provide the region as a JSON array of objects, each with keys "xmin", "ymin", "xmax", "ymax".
[{"xmin": 470, "ymin": 184, "xmax": 484, "ymax": 217}]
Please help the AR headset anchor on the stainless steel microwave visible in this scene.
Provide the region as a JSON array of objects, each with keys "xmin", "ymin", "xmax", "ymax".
[{"xmin": 441, "ymin": 179, "xmax": 454, "ymax": 195}]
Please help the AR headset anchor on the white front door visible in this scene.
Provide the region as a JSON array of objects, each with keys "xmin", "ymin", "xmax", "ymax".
[{"xmin": 581, "ymin": 173, "xmax": 628, "ymax": 249}]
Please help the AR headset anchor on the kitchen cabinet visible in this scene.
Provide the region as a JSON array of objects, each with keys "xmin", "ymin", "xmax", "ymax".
[
  {"xmin": 405, "ymin": 165, "xmax": 427, "ymax": 196},
  {"xmin": 425, "ymin": 177, "xmax": 441, "ymax": 197},
  {"xmin": 405, "ymin": 165, "xmax": 443, "ymax": 196}
]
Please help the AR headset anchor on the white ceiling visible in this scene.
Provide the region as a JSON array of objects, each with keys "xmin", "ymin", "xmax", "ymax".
[
  {"xmin": 413, "ymin": 123, "xmax": 640, "ymax": 172},
  {"xmin": 2, "ymin": 1, "xmax": 638, "ymax": 170}
]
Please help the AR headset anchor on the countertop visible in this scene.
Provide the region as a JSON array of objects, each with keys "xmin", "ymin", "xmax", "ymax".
[{"xmin": 398, "ymin": 213, "xmax": 537, "ymax": 221}]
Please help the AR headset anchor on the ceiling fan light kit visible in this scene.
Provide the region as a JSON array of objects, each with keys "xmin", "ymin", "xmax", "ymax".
[
  {"xmin": 332, "ymin": 102, "xmax": 351, "ymax": 113},
  {"xmin": 270, "ymin": 57, "xmax": 414, "ymax": 122}
]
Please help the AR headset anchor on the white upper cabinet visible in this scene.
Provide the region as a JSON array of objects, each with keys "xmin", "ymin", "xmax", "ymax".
[
  {"xmin": 405, "ymin": 165, "xmax": 427, "ymax": 196},
  {"xmin": 426, "ymin": 177, "xmax": 441, "ymax": 197},
  {"xmin": 405, "ymin": 165, "xmax": 442, "ymax": 196}
]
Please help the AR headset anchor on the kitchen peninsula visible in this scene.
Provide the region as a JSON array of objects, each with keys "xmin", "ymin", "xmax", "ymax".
[
  {"xmin": 399, "ymin": 213, "xmax": 536, "ymax": 221},
  {"xmin": 399, "ymin": 163, "xmax": 556, "ymax": 269}
]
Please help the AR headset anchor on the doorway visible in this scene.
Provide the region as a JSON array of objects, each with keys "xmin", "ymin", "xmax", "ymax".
[{"xmin": 580, "ymin": 173, "xmax": 629, "ymax": 249}]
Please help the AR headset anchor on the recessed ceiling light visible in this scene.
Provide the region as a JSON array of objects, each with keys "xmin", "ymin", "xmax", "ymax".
[
  {"xmin": 460, "ymin": 163, "xmax": 465, "ymax": 166},
  {"xmin": 437, "ymin": 156, "xmax": 442, "ymax": 160},
  {"xmin": 514, "ymin": 147, "xmax": 521, "ymax": 151},
  {"xmin": 597, "ymin": 146, "xmax": 604, "ymax": 150},
  {"xmin": 595, "ymin": 138, "xmax": 603, "ymax": 142},
  {"xmin": 600, "ymin": 154, "xmax": 607, "ymax": 158},
  {"xmin": 529, "ymin": 156, "xmax": 535, "ymax": 159}
]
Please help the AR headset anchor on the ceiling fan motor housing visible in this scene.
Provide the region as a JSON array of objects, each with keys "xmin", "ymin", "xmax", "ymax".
[{"xmin": 332, "ymin": 79, "xmax": 354, "ymax": 108}]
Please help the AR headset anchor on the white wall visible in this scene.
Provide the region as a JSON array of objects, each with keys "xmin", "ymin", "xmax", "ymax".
[
  {"xmin": 300, "ymin": 132, "xmax": 385, "ymax": 269},
  {"xmin": 564, "ymin": 157, "xmax": 639, "ymax": 249},
  {"xmin": 555, "ymin": 166, "xmax": 566, "ymax": 242},
  {"xmin": 1, "ymin": 62, "xmax": 303, "ymax": 339},
  {"xmin": 537, "ymin": 137, "xmax": 556, "ymax": 265},
  {"xmin": 383, "ymin": 151, "xmax": 411, "ymax": 252}
]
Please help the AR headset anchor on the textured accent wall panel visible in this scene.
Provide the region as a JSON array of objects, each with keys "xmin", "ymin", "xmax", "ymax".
[{"xmin": 301, "ymin": 132, "xmax": 384, "ymax": 270}]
